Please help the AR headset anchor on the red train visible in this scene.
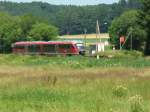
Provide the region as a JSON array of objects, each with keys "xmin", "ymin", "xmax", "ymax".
[{"xmin": 12, "ymin": 41, "xmax": 79, "ymax": 55}]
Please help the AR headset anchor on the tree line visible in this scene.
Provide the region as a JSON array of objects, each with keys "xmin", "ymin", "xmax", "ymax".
[
  {"xmin": 0, "ymin": 13, "xmax": 58, "ymax": 53},
  {"xmin": 109, "ymin": 0, "xmax": 150, "ymax": 55},
  {"xmin": 0, "ymin": 0, "xmax": 140, "ymax": 35}
]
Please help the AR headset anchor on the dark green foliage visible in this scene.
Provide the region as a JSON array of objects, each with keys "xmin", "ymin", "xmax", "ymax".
[
  {"xmin": 138, "ymin": 0, "xmax": 150, "ymax": 55},
  {"xmin": 119, "ymin": 0, "xmax": 127, "ymax": 7},
  {"xmin": 20, "ymin": 14, "xmax": 48, "ymax": 40},
  {"xmin": 127, "ymin": 0, "xmax": 141, "ymax": 9},
  {"xmin": 0, "ymin": 12, "xmax": 58, "ymax": 53},
  {"xmin": 29, "ymin": 23, "xmax": 58, "ymax": 41},
  {"xmin": 0, "ymin": 12, "xmax": 22, "ymax": 52},
  {"xmin": 109, "ymin": 10, "xmax": 146, "ymax": 50},
  {"xmin": 0, "ymin": 1, "xmax": 141, "ymax": 35}
]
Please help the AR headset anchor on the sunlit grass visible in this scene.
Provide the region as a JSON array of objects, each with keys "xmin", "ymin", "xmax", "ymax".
[
  {"xmin": 0, "ymin": 54, "xmax": 150, "ymax": 112},
  {"xmin": 0, "ymin": 54, "xmax": 149, "ymax": 68}
]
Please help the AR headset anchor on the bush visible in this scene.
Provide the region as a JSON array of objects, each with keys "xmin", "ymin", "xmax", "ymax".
[
  {"xmin": 113, "ymin": 85, "xmax": 128, "ymax": 97},
  {"xmin": 96, "ymin": 50, "xmax": 143, "ymax": 58},
  {"xmin": 129, "ymin": 95, "xmax": 144, "ymax": 112}
]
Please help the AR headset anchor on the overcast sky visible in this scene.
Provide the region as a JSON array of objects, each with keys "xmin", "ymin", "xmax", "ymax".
[{"xmin": 1, "ymin": 0, "xmax": 119, "ymax": 5}]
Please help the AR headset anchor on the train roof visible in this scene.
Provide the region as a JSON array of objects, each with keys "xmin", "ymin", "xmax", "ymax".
[{"xmin": 14, "ymin": 41, "xmax": 76, "ymax": 45}]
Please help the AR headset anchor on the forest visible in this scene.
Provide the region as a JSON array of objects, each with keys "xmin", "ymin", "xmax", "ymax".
[{"xmin": 0, "ymin": 0, "xmax": 141, "ymax": 35}]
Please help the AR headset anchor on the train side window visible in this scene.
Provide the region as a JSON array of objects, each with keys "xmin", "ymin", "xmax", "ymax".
[
  {"xmin": 35, "ymin": 45, "xmax": 41, "ymax": 52},
  {"xmin": 14, "ymin": 45, "xmax": 25, "ymax": 49},
  {"xmin": 28, "ymin": 45, "xmax": 36, "ymax": 52},
  {"xmin": 43, "ymin": 44, "xmax": 56, "ymax": 53},
  {"xmin": 58, "ymin": 44, "xmax": 71, "ymax": 49}
]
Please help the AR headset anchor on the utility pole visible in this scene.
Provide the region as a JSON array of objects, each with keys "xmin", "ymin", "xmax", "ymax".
[
  {"xmin": 96, "ymin": 20, "xmax": 101, "ymax": 59},
  {"xmin": 130, "ymin": 27, "xmax": 133, "ymax": 51},
  {"xmin": 120, "ymin": 29, "xmax": 132, "ymax": 50},
  {"xmin": 118, "ymin": 28, "xmax": 122, "ymax": 50},
  {"xmin": 96, "ymin": 20, "xmax": 98, "ymax": 53},
  {"xmin": 120, "ymin": 40, "xmax": 122, "ymax": 50},
  {"xmin": 96, "ymin": 20, "xmax": 101, "ymax": 43},
  {"xmin": 84, "ymin": 28, "xmax": 87, "ymax": 47}
]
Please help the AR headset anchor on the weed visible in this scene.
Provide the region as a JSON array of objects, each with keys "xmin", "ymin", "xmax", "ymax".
[
  {"xmin": 113, "ymin": 85, "xmax": 128, "ymax": 97},
  {"xmin": 109, "ymin": 108, "xmax": 120, "ymax": 112},
  {"xmin": 129, "ymin": 95, "xmax": 144, "ymax": 112},
  {"xmin": 52, "ymin": 76, "xmax": 57, "ymax": 86}
]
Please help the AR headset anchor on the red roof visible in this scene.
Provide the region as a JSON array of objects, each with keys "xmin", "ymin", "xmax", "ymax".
[{"xmin": 14, "ymin": 41, "xmax": 76, "ymax": 45}]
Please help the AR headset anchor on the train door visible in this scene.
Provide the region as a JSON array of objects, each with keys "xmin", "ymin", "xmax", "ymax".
[{"xmin": 42, "ymin": 44, "xmax": 56, "ymax": 55}]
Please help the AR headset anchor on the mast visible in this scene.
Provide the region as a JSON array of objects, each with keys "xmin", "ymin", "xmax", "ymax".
[
  {"xmin": 96, "ymin": 20, "xmax": 101, "ymax": 43},
  {"xmin": 96, "ymin": 20, "xmax": 101, "ymax": 59}
]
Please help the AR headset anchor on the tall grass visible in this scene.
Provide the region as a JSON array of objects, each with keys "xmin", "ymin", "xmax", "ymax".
[
  {"xmin": 0, "ymin": 54, "xmax": 149, "ymax": 68},
  {"xmin": 0, "ymin": 54, "xmax": 150, "ymax": 111}
]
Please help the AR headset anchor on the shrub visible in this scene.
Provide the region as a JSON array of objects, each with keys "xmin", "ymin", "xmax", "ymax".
[
  {"xmin": 96, "ymin": 50, "xmax": 143, "ymax": 58},
  {"xmin": 129, "ymin": 95, "xmax": 144, "ymax": 112},
  {"xmin": 113, "ymin": 85, "xmax": 128, "ymax": 97}
]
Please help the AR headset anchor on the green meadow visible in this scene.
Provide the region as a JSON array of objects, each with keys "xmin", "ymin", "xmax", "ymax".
[{"xmin": 0, "ymin": 54, "xmax": 150, "ymax": 112}]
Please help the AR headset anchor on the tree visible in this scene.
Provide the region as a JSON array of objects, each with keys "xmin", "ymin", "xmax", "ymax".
[
  {"xmin": 0, "ymin": 1, "xmax": 142, "ymax": 35},
  {"xmin": 0, "ymin": 12, "xmax": 22, "ymax": 52},
  {"xmin": 0, "ymin": 12, "xmax": 58, "ymax": 53},
  {"xmin": 127, "ymin": 0, "xmax": 141, "ymax": 9},
  {"xmin": 29, "ymin": 23, "xmax": 58, "ymax": 41},
  {"xmin": 138, "ymin": 0, "xmax": 150, "ymax": 55},
  {"xmin": 109, "ymin": 10, "xmax": 146, "ymax": 50},
  {"xmin": 19, "ymin": 14, "xmax": 48, "ymax": 40},
  {"xmin": 119, "ymin": 0, "xmax": 127, "ymax": 7}
]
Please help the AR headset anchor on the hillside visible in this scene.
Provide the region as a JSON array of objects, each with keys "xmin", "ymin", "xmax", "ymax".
[{"xmin": 0, "ymin": 1, "xmax": 141, "ymax": 35}]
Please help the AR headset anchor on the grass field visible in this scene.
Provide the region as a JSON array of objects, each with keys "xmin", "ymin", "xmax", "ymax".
[{"xmin": 0, "ymin": 54, "xmax": 150, "ymax": 112}]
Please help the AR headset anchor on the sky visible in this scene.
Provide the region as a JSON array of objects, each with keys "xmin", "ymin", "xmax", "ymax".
[{"xmin": 1, "ymin": 0, "xmax": 119, "ymax": 5}]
